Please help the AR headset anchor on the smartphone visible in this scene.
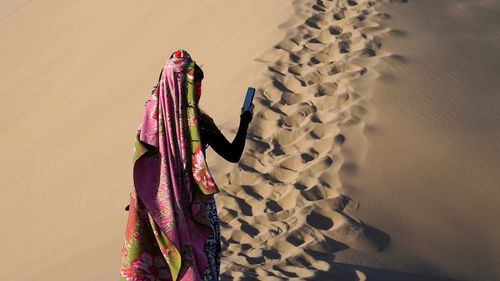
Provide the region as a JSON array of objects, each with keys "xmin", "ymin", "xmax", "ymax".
[{"xmin": 242, "ymin": 87, "xmax": 255, "ymax": 111}]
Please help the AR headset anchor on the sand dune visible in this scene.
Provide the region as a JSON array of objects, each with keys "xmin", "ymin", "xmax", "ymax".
[
  {"xmin": 2, "ymin": 0, "xmax": 500, "ymax": 280},
  {"xmin": 334, "ymin": 1, "xmax": 500, "ymax": 280},
  {"xmin": 213, "ymin": 0, "xmax": 500, "ymax": 280},
  {"xmin": 0, "ymin": 1, "xmax": 290, "ymax": 280},
  {"xmin": 213, "ymin": 0, "xmax": 396, "ymax": 279}
]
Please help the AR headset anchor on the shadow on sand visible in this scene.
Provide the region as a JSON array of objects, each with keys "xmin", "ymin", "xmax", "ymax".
[
  {"xmin": 221, "ymin": 262, "xmax": 460, "ymax": 281},
  {"xmin": 308, "ymin": 262, "xmax": 461, "ymax": 281}
]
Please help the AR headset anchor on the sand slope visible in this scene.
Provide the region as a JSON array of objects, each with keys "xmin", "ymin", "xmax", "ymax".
[
  {"xmin": 213, "ymin": 0, "xmax": 397, "ymax": 280},
  {"xmin": 335, "ymin": 1, "xmax": 500, "ymax": 280},
  {"xmin": 0, "ymin": 1, "xmax": 290, "ymax": 280},
  {"xmin": 2, "ymin": 0, "xmax": 500, "ymax": 280},
  {"xmin": 213, "ymin": 0, "xmax": 500, "ymax": 280}
]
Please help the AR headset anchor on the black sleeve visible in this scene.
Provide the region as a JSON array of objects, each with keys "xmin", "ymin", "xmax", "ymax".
[{"xmin": 207, "ymin": 111, "xmax": 252, "ymax": 163}]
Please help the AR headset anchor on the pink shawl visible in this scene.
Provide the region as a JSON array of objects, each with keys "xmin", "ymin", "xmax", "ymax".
[{"xmin": 131, "ymin": 52, "xmax": 219, "ymax": 280}]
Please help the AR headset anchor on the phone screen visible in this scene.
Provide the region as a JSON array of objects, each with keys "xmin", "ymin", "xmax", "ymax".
[{"xmin": 243, "ymin": 87, "xmax": 255, "ymax": 111}]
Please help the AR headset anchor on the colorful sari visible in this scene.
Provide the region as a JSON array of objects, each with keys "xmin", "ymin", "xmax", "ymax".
[{"xmin": 120, "ymin": 50, "xmax": 220, "ymax": 281}]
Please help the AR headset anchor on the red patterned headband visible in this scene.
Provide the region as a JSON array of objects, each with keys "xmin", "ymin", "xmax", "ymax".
[{"xmin": 170, "ymin": 49, "xmax": 191, "ymax": 59}]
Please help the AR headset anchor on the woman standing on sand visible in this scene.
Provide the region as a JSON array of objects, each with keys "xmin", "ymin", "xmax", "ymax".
[{"xmin": 120, "ymin": 50, "xmax": 253, "ymax": 281}]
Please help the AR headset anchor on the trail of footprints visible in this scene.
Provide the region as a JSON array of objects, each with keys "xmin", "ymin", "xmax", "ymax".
[{"xmin": 215, "ymin": 0, "xmax": 399, "ymax": 279}]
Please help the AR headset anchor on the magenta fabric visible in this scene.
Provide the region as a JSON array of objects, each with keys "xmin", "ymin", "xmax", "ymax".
[{"xmin": 129, "ymin": 53, "xmax": 219, "ymax": 280}]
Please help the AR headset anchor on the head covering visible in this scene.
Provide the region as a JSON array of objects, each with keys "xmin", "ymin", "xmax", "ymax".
[{"xmin": 121, "ymin": 50, "xmax": 219, "ymax": 281}]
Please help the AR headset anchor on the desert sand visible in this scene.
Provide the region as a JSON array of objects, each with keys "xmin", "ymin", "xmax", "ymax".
[{"xmin": 1, "ymin": 0, "xmax": 500, "ymax": 281}]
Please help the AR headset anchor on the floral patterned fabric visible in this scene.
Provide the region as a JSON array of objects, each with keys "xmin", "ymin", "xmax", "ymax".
[{"xmin": 120, "ymin": 50, "xmax": 220, "ymax": 281}]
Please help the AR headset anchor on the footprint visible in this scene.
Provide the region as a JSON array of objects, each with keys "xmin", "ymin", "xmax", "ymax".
[
  {"xmin": 338, "ymin": 31, "xmax": 352, "ymax": 40},
  {"xmin": 276, "ymin": 128, "xmax": 304, "ymax": 146},
  {"xmin": 309, "ymin": 29, "xmax": 332, "ymax": 44},
  {"xmin": 308, "ymin": 156, "xmax": 334, "ymax": 174},
  {"xmin": 265, "ymin": 199, "xmax": 284, "ymax": 213},
  {"xmin": 283, "ymin": 75, "xmax": 306, "ymax": 93},
  {"xmin": 309, "ymin": 52, "xmax": 332, "ymax": 65},
  {"xmin": 310, "ymin": 137, "xmax": 336, "ymax": 156},
  {"xmin": 334, "ymin": 133, "xmax": 346, "ymax": 145},
  {"xmin": 285, "ymin": 224, "xmax": 317, "ymax": 248},
  {"xmin": 312, "ymin": 3, "xmax": 326, "ymax": 12},
  {"xmin": 303, "ymin": 71, "xmax": 322, "ymax": 85},
  {"xmin": 241, "ymin": 185, "xmax": 264, "ymax": 201},
  {"xmin": 272, "ymin": 265, "xmax": 299, "ymax": 278},
  {"xmin": 300, "ymin": 185, "xmax": 341, "ymax": 201},
  {"xmin": 289, "ymin": 52, "xmax": 305, "ymax": 64},
  {"xmin": 270, "ymin": 62, "xmax": 288, "ymax": 73},
  {"xmin": 245, "ymin": 136, "xmax": 272, "ymax": 154},
  {"xmin": 241, "ymin": 251, "xmax": 265, "ymax": 265},
  {"xmin": 269, "ymin": 140, "xmax": 286, "ymax": 157},
  {"xmin": 307, "ymin": 37, "xmax": 324, "ymax": 46},
  {"xmin": 275, "ymin": 38, "xmax": 300, "ymax": 52},
  {"xmin": 315, "ymin": 82, "xmax": 338, "ymax": 96},
  {"xmin": 310, "ymin": 111, "xmax": 336, "ymax": 125},
  {"xmin": 318, "ymin": 170, "xmax": 342, "ymax": 188},
  {"xmin": 250, "ymin": 119, "xmax": 277, "ymax": 139},
  {"xmin": 282, "ymin": 104, "xmax": 314, "ymax": 127},
  {"xmin": 219, "ymin": 206, "xmax": 238, "ymax": 223},
  {"xmin": 288, "ymin": 65, "xmax": 304, "ymax": 76},
  {"xmin": 265, "ymin": 207, "xmax": 296, "ymax": 222},
  {"xmin": 279, "ymin": 154, "xmax": 304, "ymax": 171},
  {"xmin": 229, "ymin": 168, "xmax": 262, "ymax": 186},
  {"xmin": 328, "ymin": 25, "xmax": 343, "ymax": 35},
  {"xmin": 333, "ymin": 10, "xmax": 346, "ymax": 21},
  {"xmin": 260, "ymin": 89, "xmax": 280, "ymax": 103},
  {"xmin": 338, "ymin": 40, "xmax": 351, "ymax": 53},
  {"xmin": 238, "ymin": 219, "xmax": 260, "ymax": 237},
  {"xmin": 305, "ymin": 14, "xmax": 327, "ymax": 29},
  {"xmin": 308, "ymin": 56, "xmax": 322, "ymax": 65},
  {"xmin": 359, "ymin": 40, "xmax": 382, "ymax": 57},
  {"xmin": 306, "ymin": 210, "xmax": 334, "ymax": 230},
  {"xmin": 287, "ymin": 255, "xmax": 314, "ymax": 266},
  {"xmin": 262, "ymin": 248, "xmax": 282, "ymax": 260},
  {"xmin": 296, "ymin": 173, "xmax": 319, "ymax": 189},
  {"xmin": 347, "ymin": 0, "xmax": 358, "ymax": 6},
  {"xmin": 309, "ymin": 123, "xmax": 333, "ymax": 139},
  {"xmin": 357, "ymin": 14, "xmax": 366, "ymax": 22},
  {"xmin": 362, "ymin": 48, "xmax": 376, "ymax": 57},
  {"xmin": 269, "ymin": 166, "xmax": 299, "ymax": 184},
  {"xmin": 315, "ymin": 93, "xmax": 349, "ymax": 111},
  {"xmin": 280, "ymin": 92, "xmax": 303, "ymax": 105},
  {"xmin": 328, "ymin": 65, "xmax": 342, "ymax": 75},
  {"xmin": 300, "ymin": 151, "xmax": 317, "ymax": 163},
  {"xmin": 272, "ymin": 79, "xmax": 292, "ymax": 93},
  {"xmin": 256, "ymin": 107, "xmax": 280, "ymax": 121}
]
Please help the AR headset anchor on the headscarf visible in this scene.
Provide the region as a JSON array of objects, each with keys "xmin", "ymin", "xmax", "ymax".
[{"xmin": 123, "ymin": 50, "xmax": 219, "ymax": 281}]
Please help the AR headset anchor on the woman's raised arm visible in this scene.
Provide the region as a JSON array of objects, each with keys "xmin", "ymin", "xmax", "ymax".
[{"xmin": 207, "ymin": 110, "xmax": 253, "ymax": 163}]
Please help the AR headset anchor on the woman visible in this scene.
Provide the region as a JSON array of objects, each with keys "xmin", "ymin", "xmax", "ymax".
[{"xmin": 120, "ymin": 50, "xmax": 253, "ymax": 281}]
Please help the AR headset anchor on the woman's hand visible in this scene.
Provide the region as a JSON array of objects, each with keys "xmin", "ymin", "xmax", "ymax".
[
  {"xmin": 240, "ymin": 104, "xmax": 254, "ymax": 124},
  {"xmin": 241, "ymin": 104, "xmax": 254, "ymax": 115}
]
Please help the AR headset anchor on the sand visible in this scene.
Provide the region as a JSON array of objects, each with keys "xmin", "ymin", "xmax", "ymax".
[
  {"xmin": 1, "ymin": 0, "xmax": 500, "ymax": 280},
  {"xmin": 335, "ymin": 1, "xmax": 500, "ymax": 280},
  {"xmin": 0, "ymin": 1, "xmax": 291, "ymax": 280}
]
